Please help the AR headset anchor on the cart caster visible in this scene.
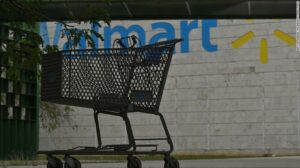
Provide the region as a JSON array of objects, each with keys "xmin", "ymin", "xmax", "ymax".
[
  {"xmin": 127, "ymin": 155, "xmax": 142, "ymax": 168},
  {"xmin": 164, "ymin": 155, "xmax": 179, "ymax": 168},
  {"xmin": 64, "ymin": 156, "xmax": 81, "ymax": 168},
  {"xmin": 47, "ymin": 156, "xmax": 63, "ymax": 168}
]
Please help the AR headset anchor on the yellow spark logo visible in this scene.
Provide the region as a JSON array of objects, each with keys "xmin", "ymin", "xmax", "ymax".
[
  {"xmin": 273, "ymin": 29, "xmax": 296, "ymax": 46},
  {"xmin": 231, "ymin": 24, "xmax": 296, "ymax": 64}
]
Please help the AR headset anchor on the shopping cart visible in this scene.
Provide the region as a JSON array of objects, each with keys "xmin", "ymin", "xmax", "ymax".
[{"xmin": 39, "ymin": 36, "xmax": 182, "ymax": 168}]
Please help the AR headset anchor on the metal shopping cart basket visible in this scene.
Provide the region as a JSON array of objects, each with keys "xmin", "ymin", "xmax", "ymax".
[{"xmin": 39, "ymin": 36, "xmax": 182, "ymax": 168}]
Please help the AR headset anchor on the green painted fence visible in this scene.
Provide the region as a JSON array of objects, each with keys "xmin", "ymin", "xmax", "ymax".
[{"xmin": 0, "ymin": 24, "xmax": 39, "ymax": 160}]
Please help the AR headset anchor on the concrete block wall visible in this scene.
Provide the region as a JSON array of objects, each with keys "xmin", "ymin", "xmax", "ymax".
[{"xmin": 39, "ymin": 19, "xmax": 300, "ymax": 154}]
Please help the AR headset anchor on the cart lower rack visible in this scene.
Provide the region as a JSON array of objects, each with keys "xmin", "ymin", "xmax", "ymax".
[{"xmin": 40, "ymin": 37, "xmax": 182, "ymax": 168}]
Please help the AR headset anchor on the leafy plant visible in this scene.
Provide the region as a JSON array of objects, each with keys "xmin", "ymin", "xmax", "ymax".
[{"xmin": 0, "ymin": 0, "xmax": 111, "ymax": 132}]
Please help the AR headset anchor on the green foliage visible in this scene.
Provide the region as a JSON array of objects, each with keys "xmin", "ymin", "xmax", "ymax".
[
  {"xmin": 1, "ymin": 26, "xmax": 42, "ymax": 80},
  {"xmin": 0, "ymin": 0, "xmax": 111, "ymax": 49},
  {"xmin": 0, "ymin": 0, "xmax": 111, "ymax": 132},
  {"xmin": 43, "ymin": 45, "xmax": 59, "ymax": 54}
]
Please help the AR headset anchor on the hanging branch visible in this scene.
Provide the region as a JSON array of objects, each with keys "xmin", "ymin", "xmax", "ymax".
[{"xmin": 0, "ymin": 0, "xmax": 111, "ymax": 132}]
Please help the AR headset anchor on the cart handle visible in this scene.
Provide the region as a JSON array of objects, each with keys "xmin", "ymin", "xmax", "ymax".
[{"xmin": 113, "ymin": 35, "xmax": 141, "ymax": 48}]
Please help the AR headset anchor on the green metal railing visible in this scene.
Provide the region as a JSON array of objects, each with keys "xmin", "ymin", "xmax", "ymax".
[{"xmin": 0, "ymin": 24, "xmax": 39, "ymax": 160}]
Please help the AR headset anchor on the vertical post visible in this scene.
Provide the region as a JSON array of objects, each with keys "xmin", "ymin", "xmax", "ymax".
[
  {"xmin": 93, "ymin": 110, "xmax": 102, "ymax": 148},
  {"xmin": 122, "ymin": 112, "xmax": 136, "ymax": 151},
  {"xmin": 157, "ymin": 112, "xmax": 174, "ymax": 153}
]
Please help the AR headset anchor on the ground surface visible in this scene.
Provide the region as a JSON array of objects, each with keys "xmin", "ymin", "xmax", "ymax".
[{"xmin": 3, "ymin": 156, "xmax": 300, "ymax": 168}]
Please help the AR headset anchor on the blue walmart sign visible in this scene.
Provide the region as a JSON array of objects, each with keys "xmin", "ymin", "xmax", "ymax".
[{"xmin": 40, "ymin": 19, "xmax": 218, "ymax": 53}]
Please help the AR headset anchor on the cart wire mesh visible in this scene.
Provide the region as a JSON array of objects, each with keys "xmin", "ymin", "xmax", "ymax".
[{"xmin": 42, "ymin": 39, "xmax": 182, "ymax": 113}]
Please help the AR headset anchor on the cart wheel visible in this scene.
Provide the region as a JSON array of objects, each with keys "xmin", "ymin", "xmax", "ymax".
[
  {"xmin": 64, "ymin": 156, "xmax": 81, "ymax": 168},
  {"xmin": 47, "ymin": 156, "xmax": 63, "ymax": 168},
  {"xmin": 127, "ymin": 155, "xmax": 142, "ymax": 168},
  {"xmin": 164, "ymin": 156, "xmax": 179, "ymax": 168}
]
